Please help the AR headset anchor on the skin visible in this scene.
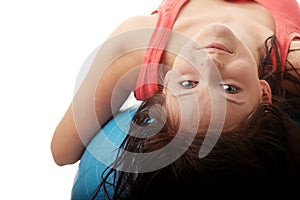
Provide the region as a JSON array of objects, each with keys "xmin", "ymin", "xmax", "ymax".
[
  {"xmin": 51, "ymin": 0, "xmax": 300, "ymax": 166},
  {"xmin": 163, "ymin": 24, "xmax": 272, "ymax": 132}
]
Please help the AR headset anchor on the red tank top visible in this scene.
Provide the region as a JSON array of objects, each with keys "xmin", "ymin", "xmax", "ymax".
[{"xmin": 134, "ymin": 0, "xmax": 300, "ymax": 100}]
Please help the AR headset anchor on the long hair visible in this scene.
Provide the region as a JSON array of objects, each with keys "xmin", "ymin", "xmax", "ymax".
[
  {"xmin": 94, "ymin": 34, "xmax": 300, "ymax": 199},
  {"xmin": 259, "ymin": 35, "xmax": 300, "ymax": 118},
  {"xmin": 130, "ymin": 104, "xmax": 300, "ymax": 199},
  {"xmin": 99, "ymin": 92, "xmax": 300, "ymax": 199}
]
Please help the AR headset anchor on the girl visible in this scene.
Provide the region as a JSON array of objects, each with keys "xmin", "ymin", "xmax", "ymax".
[
  {"xmin": 51, "ymin": 0, "xmax": 300, "ymax": 166},
  {"xmin": 51, "ymin": 0, "xmax": 300, "ymax": 198},
  {"xmin": 93, "ymin": 31, "xmax": 300, "ymax": 199}
]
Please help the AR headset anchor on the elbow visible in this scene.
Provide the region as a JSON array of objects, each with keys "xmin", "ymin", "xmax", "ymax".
[
  {"xmin": 51, "ymin": 149, "xmax": 79, "ymax": 166},
  {"xmin": 51, "ymin": 153, "xmax": 69, "ymax": 166},
  {"xmin": 53, "ymin": 158, "xmax": 67, "ymax": 167},
  {"xmin": 51, "ymin": 124, "xmax": 85, "ymax": 166},
  {"xmin": 54, "ymin": 159, "xmax": 76, "ymax": 167},
  {"xmin": 51, "ymin": 145, "xmax": 67, "ymax": 166},
  {"xmin": 50, "ymin": 141, "xmax": 80, "ymax": 166}
]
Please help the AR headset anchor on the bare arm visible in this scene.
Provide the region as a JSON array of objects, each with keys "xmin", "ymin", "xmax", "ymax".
[{"xmin": 51, "ymin": 15, "xmax": 157, "ymax": 166}]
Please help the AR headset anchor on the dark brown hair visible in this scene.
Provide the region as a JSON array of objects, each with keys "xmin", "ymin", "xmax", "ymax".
[
  {"xmin": 93, "ymin": 35, "xmax": 300, "ymax": 199},
  {"xmin": 98, "ymin": 92, "xmax": 300, "ymax": 199},
  {"xmin": 259, "ymin": 35, "xmax": 300, "ymax": 118}
]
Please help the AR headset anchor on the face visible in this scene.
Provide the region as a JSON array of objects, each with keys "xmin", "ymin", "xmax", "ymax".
[{"xmin": 163, "ymin": 24, "xmax": 272, "ymax": 132}]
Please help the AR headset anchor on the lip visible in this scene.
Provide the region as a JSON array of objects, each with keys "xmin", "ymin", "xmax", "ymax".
[{"xmin": 203, "ymin": 43, "xmax": 233, "ymax": 54}]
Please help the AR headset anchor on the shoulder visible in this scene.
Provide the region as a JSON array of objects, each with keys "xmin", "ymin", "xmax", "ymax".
[
  {"xmin": 288, "ymin": 39, "xmax": 300, "ymax": 63},
  {"xmin": 90, "ymin": 15, "xmax": 159, "ymax": 91},
  {"xmin": 287, "ymin": 39, "xmax": 300, "ymax": 75},
  {"xmin": 285, "ymin": 39, "xmax": 300, "ymax": 94},
  {"xmin": 108, "ymin": 15, "xmax": 158, "ymax": 38},
  {"xmin": 102, "ymin": 15, "xmax": 158, "ymax": 63}
]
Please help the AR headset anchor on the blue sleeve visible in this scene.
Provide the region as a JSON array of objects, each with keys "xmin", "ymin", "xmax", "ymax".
[{"xmin": 71, "ymin": 107, "xmax": 137, "ymax": 200}]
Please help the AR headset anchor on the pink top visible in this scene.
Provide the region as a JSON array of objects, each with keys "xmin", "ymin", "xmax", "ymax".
[
  {"xmin": 134, "ymin": 0, "xmax": 300, "ymax": 100},
  {"xmin": 254, "ymin": 0, "xmax": 300, "ymax": 73}
]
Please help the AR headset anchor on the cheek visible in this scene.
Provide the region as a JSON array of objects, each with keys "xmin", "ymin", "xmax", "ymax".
[
  {"xmin": 165, "ymin": 94, "xmax": 180, "ymax": 123},
  {"xmin": 223, "ymin": 104, "xmax": 253, "ymax": 130},
  {"xmin": 197, "ymin": 94, "xmax": 212, "ymax": 131}
]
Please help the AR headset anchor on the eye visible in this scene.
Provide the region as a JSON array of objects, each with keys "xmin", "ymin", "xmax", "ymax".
[
  {"xmin": 179, "ymin": 80, "xmax": 198, "ymax": 89},
  {"xmin": 220, "ymin": 84, "xmax": 239, "ymax": 94}
]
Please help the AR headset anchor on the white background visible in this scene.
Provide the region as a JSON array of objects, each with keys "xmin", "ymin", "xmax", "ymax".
[
  {"xmin": 0, "ymin": 0, "xmax": 299, "ymax": 199},
  {"xmin": 0, "ymin": 0, "xmax": 160, "ymax": 199}
]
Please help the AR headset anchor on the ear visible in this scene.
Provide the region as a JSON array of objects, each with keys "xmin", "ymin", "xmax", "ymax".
[{"xmin": 259, "ymin": 80, "xmax": 272, "ymax": 103}]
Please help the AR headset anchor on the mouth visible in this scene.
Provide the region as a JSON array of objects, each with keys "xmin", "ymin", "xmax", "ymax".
[{"xmin": 203, "ymin": 43, "xmax": 233, "ymax": 54}]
